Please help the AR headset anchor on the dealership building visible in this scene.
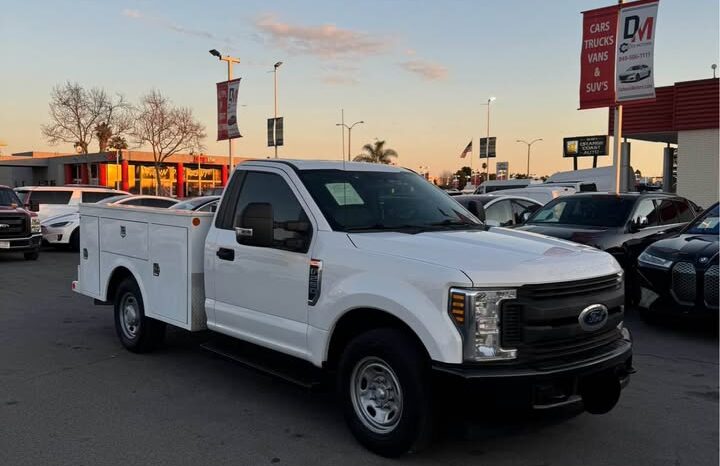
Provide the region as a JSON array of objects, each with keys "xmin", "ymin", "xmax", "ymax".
[
  {"xmin": 609, "ymin": 77, "xmax": 719, "ymax": 208},
  {"xmin": 0, "ymin": 150, "xmax": 245, "ymax": 197}
]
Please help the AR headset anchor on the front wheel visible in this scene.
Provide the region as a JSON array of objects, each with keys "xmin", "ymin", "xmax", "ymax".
[
  {"xmin": 114, "ymin": 278, "xmax": 166, "ymax": 353},
  {"xmin": 338, "ymin": 328, "xmax": 433, "ymax": 457},
  {"xmin": 23, "ymin": 251, "xmax": 39, "ymax": 261}
]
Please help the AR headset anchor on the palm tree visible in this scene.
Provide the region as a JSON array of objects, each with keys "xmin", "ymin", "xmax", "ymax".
[{"xmin": 353, "ymin": 139, "xmax": 398, "ymax": 164}]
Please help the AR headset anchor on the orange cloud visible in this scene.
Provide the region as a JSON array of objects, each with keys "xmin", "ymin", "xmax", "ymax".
[{"xmin": 400, "ymin": 60, "xmax": 448, "ymax": 80}]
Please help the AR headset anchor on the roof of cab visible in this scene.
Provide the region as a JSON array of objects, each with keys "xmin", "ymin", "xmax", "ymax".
[{"xmin": 240, "ymin": 159, "xmax": 407, "ymax": 172}]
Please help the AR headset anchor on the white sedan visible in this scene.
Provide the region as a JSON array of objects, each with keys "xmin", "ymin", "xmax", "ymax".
[
  {"xmin": 453, "ymin": 194, "xmax": 543, "ymax": 227},
  {"xmin": 42, "ymin": 195, "xmax": 178, "ymax": 249}
]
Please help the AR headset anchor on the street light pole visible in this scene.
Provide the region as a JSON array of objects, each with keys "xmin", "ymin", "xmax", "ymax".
[
  {"xmin": 209, "ymin": 49, "xmax": 240, "ymax": 170},
  {"xmin": 336, "ymin": 119, "xmax": 365, "ymax": 162},
  {"xmin": 482, "ymin": 97, "xmax": 496, "ymax": 181},
  {"xmin": 272, "ymin": 61, "xmax": 283, "ymax": 158},
  {"xmin": 516, "ymin": 138, "xmax": 543, "ymax": 177}
]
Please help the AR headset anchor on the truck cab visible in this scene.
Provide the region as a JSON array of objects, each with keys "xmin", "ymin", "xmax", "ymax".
[
  {"xmin": 74, "ymin": 160, "xmax": 633, "ymax": 457},
  {"xmin": 0, "ymin": 185, "xmax": 41, "ymax": 260}
]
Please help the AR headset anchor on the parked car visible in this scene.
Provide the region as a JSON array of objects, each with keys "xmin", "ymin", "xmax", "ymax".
[
  {"xmin": 14, "ymin": 186, "xmax": 127, "ymax": 221},
  {"xmin": 169, "ymin": 195, "xmax": 221, "ymax": 212},
  {"xmin": 546, "ymin": 166, "xmax": 637, "ymax": 193},
  {"xmin": 619, "ymin": 64, "xmax": 651, "ymax": 83},
  {"xmin": 454, "ymin": 194, "xmax": 542, "ymax": 227},
  {"xmin": 74, "ymin": 160, "xmax": 632, "ymax": 457},
  {"xmin": 637, "ymin": 202, "xmax": 719, "ymax": 320},
  {"xmin": 489, "ymin": 185, "xmax": 577, "ymax": 205},
  {"xmin": 474, "ymin": 178, "xmax": 536, "ymax": 194},
  {"xmin": 518, "ymin": 192, "xmax": 699, "ymax": 302},
  {"xmin": 0, "ymin": 185, "xmax": 41, "ymax": 260},
  {"xmin": 42, "ymin": 195, "xmax": 178, "ymax": 250}
]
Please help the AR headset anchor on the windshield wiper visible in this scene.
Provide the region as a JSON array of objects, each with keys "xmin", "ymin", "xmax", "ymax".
[{"xmin": 426, "ymin": 220, "xmax": 486, "ymax": 230}]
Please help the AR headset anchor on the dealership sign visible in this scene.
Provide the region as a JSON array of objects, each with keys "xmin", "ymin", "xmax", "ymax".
[
  {"xmin": 616, "ymin": 1, "xmax": 658, "ymax": 102},
  {"xmin": 579, "ymin": 0, "xmax": 658, "ymax": 109},
  {"xmin": 563, "ymin": 136, "xmax": 609, "ymax": 157},
  {"xmin": 216, "ymin": 78, "xmax": 242, "ymax": 141}
]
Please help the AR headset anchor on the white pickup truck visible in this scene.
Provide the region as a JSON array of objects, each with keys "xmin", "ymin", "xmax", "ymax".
[{"xmin": 73, "ymin": 160, "xmax": 633, "ymax": 457}]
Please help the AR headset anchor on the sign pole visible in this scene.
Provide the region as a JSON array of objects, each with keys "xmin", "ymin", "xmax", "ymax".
[
  {"xmin": 485, "ymin": 101, "xmax": 490, "ymax": 181},
  {"xmin": 613, "ymin": 0, "xmax": 624, "ymax": 194},
  {"xmin": 227, "ymin": 60, "xmax": 234, "ymax": 170}
]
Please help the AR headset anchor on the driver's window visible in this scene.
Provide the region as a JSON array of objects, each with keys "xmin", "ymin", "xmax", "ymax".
[
  {"xmin": 232, "ymin": 171, "xmax": 311, "ymax": 252},
  {"xmin": 485, "ymin": 200, "xmax": 513, "ymax": 227},
  {"xmin": 633, "ymin": 199, "xmax": 659, "ymax": 227}
]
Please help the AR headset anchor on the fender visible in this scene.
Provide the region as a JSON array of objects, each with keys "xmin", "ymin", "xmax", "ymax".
[
  {"xmin": 100, "ymin": 255, "xmax": 150, "ymax": 309},
  {"xmin": 309, "ymin": 270, "xmax": 466, "ymax": 366}
]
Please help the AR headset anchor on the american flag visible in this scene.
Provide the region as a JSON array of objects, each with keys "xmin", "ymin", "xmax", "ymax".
[{"xmin": 460, "ymin": 140, "xmax": 472, "ymax": 158}]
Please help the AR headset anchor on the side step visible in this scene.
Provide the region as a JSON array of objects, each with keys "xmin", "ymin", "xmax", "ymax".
[{"xmin": 200, "ymin": 335, "xmax": 326, "ymax": 390}]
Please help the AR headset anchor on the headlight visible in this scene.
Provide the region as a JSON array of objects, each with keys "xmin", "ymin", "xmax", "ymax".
[
  {"xmin": 449, "ymin": 288, "xmax": 517, "ymax": 361},
  {"xmin": 31, "ymin": 217, "xmax": 41, "ymax": 233},
  {"xmin": 48, "ymin": 221, "xmax": 71, "ymax": 228},
  {"xmin": 638, "ymin": 250, "xmax": 673, "ymax": 269}
]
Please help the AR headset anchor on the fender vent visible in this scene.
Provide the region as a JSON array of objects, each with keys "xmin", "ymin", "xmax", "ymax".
[{"xmin": 308, "ymin": 259, "xmax": 322, "ymax": 305}]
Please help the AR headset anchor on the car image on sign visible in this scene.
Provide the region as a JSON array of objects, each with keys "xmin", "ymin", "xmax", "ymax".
[{"xmin": 619, "ymin": 65, "xmax": 651, "ymax": 83}]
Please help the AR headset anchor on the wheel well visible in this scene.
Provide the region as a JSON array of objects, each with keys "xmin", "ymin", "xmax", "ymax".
[
  {"xmin": 325, "ymin": 308, "xmax": 429, "ymax": 370},
  {"xmin": 105, "ymin": 267, "xmax": 135, "ymax": 304}
]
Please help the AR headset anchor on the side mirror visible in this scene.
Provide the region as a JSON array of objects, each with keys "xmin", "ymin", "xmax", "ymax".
[
  {"xmin": 522, "ymin": 211, "xmax": 532, "ymax": 223},
  {"xmin": 236, "ymin": 202, "xmax": 274, "ymax": 247},
  {"xmin": 26, "ymin": 202, "xmax": 39, "ymax": 212},
  {"xmin": 467, "ymin": 200, "xmax": 486, "ymax": 222}
]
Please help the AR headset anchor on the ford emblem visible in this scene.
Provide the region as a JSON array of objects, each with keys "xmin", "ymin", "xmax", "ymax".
[
  {"xmin": 578, "ymin": 304, "xmax": 609, "ymax": 332},
  {"xmin": 699, "ymin": 257, "xmax": 709, "ymax": 264}
]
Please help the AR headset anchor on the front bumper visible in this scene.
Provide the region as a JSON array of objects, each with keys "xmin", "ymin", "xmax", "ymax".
[
  {"xmin": 637, "ymin": 265, "xmax": 718, "ymax": 315},
  {"xmin": 432, "ymin": 336, "xmax": 633, "ymax": 410},
  {"xmin": 0, "ymin": 234, "xmax": 42, "ymax": 253},
  {"xmin": 41, "ymin": 224, "xmax": 75, "ymax": 244}
]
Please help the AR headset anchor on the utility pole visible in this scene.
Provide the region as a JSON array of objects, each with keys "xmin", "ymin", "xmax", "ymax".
[
  {"xmin": 483, "ymin": 97, "xmax": 496, "ymax": 181},
  {"xmin": 209, "ymin": 49, "xmax": 240, "ymax": 169},
  {"xmin": 336, "ymin": 119, "xmax": 365, "ymax": 162}
]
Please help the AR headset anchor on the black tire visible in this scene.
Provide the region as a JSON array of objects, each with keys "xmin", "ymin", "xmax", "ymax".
[
  {"xmin": 338, "ymin": 328, "xmax": 433, "ymax": 457},
  {"xmin": 23, "ymin": 251, "xmax": 39, "ymax": 261},
  {"xmin": 69, "ymin": 228, "xmax": 80, "ymax": 251},
  {"xmin": 113, "ymin": 277, "xmax": 166, "ymax": 353},
  {"xmin": 635, "ymin": 73, "xmax": 640, "ymax": 80}
]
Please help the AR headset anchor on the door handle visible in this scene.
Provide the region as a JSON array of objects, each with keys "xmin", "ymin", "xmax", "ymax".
[{"xmin": 216, "ymin": 247, "xmax": 235, "ymax": 261}]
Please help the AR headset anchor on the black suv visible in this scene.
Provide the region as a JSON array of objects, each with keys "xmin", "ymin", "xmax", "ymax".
[{"xmin": 517, "ymin": 192, "xmax": 699, "ymax": 302}]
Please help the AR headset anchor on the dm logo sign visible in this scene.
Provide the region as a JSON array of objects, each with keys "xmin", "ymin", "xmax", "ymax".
[{"xmin": 578, "ymin": 304, "xmax": 609, "ymax": 332}]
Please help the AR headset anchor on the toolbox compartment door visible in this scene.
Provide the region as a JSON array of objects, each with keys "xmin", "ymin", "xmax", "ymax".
[
  {"xmin": 147, "ymin": 223, "xmax": 188, "ymax": 324},
  {"xmin": 78, "ymin": 215, "xmax": 100, "ymax": 297}
]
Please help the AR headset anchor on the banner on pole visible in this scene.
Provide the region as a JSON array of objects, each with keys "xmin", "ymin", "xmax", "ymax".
[
  {"xmin": 267, "ymin": 117, "xmax": 285, "ymax": 147},
  {"xmin": 479, "ymin": 137, "xmax": 496, "ymax": 158},
  {"xmin": 579, "ymin": 5, "xmax": 619, "ymax": 109},
  {"xmin": 616, "ymin": 1, "xmax": 658, "ymax": 102},
  {"xmin": 216, "ymin": 78, "xmax": 242, "ymax": 141}
]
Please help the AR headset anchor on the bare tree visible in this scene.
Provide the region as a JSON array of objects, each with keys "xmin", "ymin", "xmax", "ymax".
[
  {"xmin": 132, "ymin": 90, "xmax": 206, "ymax": 195},
  {"xmin": 42, "ymin": 82, "xmax": 131, "ymax": 154}
]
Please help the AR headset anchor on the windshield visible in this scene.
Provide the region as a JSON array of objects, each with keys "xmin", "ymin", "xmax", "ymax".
[
  {"xmin": 686, "ymin": 204, "xmax": 719, "ymax": 235},
  {"xmin": 527, "ymin": 196, "xmax": 636, "ymax": 227},
  {"xmin": 170, "ymin": 196, "xmax": 219, "ymax": 210},
  {"xmin": 96, "ymin": 194, "xmax": 131, "ymax": 204},
  {"xmin": 0, "ymin": 188, "xmax": 22, "ymax": 206},
  {"xmin": 299, "ymin": 169, "xmax": 481, "ymax": 232}
]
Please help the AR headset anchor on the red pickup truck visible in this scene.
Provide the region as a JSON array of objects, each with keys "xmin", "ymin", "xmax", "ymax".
[{"xmin": 0, "ymin": 185, "xmax": 41, "ymax": 260}]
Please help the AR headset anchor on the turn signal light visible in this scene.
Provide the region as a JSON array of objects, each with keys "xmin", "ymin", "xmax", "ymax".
[{"xmin": 449, "ymin": 292, "xmax": 466, "ymax": 325}]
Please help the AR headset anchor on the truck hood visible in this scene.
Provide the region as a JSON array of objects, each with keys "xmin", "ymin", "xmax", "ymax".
[
  {"xmin": 348, "ymin": 228, "xmax": 621, "ymax": 287},
  {"xmin": 646, "ymin": 234, "xmax": 719, "ymax": 263}
]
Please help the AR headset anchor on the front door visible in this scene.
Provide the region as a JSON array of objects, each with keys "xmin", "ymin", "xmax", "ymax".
[{"xmin": 210, "ymin": 168, "xmax": 315, "ymax": 359}]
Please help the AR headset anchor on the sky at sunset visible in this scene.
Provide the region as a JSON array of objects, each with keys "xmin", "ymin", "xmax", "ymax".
[{"xmin": 1, "ymin": 0, "xmax": 718, "ymax": 178}]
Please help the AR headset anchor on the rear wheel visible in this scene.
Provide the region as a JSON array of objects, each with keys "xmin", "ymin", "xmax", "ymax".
[
  {"xmin": 338, "ymin": 328, "xmax": 433, "ymax": 457},
  {"xmin": 114, "ymin": 277, "xmax": 166, "ymax": 353}
]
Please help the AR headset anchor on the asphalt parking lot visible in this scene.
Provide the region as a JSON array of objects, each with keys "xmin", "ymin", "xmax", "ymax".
[{"xmin": 0, "ymin": 250, "xmax": 717, "ymax": 466}]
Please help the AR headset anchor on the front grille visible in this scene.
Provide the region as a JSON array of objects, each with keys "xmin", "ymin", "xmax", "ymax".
[
  {"xmin": 672, "ymin": 262, "xmax": 696, "ymax": 305},
  {"xmin": 500, "ymin": 275, "xmax": 624, "ymax": 366},
  {"xmin": 705, "ymin": 265, "xmax": 719, "ymax": 309},
  {"xmin": 0, "ymin": 215, "xmax": 27, "ymax": 238},
  {"xmin": 521, "ymin": 274, "xmax": 622, "ymax": 300}
]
